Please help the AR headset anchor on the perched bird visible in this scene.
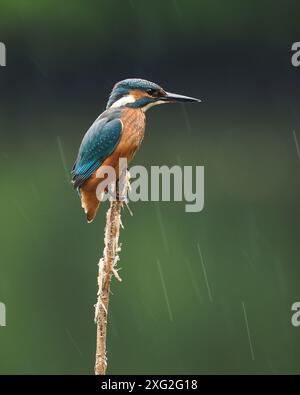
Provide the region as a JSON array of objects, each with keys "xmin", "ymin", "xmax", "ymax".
[{"xmin": 72, "ymin": 78, "xmax": 200, "ymax": 222}]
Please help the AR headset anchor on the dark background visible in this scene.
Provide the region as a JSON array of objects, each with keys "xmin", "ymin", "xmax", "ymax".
[{"xmin": 0, "ymin": 0, "xmax": 300, "ymax": 374}]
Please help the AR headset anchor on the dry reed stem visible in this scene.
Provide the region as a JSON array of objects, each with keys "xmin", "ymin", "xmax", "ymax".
[{"xmin": 94, "ymin": 174, "xmax": 129, "ymax": 375}]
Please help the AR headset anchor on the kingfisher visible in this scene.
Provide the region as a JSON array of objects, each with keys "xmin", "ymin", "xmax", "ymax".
[{"xmin": 71, "ymin": 78, "xmax": 201, "ymax": 222}]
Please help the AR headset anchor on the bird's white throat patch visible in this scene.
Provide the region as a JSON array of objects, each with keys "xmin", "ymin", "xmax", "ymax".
[
  {"xmin": 111, "ymin": 94, "xmax": 136, "ymax": 108},
  {"xmin": 142, "ymin": 100, "xmax": 165, "ymax": 112}
]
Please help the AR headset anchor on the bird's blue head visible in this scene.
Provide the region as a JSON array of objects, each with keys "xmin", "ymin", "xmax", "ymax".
[{"xmin": 106, "ymin": 78, "xmax": 201, "ymax": 111}]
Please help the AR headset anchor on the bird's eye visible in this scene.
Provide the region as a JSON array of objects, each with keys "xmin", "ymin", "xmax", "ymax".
[{"xmin": 146, "ymin": 89, "xmax": 159, "ymax": 97}]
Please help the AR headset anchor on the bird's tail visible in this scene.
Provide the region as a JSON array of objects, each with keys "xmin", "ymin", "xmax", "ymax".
[{"xmin": 79, "ymin": 174, "xmax": 105, "ymax": 223}]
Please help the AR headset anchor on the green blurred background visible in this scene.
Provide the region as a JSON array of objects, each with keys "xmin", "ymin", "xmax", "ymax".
[{"xmin": 0, "ymin": 0, "xmax": 300, "ymax": 374}]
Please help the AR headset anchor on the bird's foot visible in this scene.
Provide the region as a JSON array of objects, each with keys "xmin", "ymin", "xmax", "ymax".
[{"xmin": 116, "ymin": 193, "xmax": 128, "ymax": 204}]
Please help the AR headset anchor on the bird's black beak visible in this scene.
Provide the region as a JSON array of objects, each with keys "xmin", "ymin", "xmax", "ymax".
[{"xmin": 161, "ymin": 91, "xmax": 201, "ymax": 103}]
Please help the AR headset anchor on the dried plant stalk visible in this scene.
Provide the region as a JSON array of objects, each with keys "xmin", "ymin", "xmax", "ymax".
[{"xmin": 94, "ymin": 173, "xmax": 130, "ymax": 375}]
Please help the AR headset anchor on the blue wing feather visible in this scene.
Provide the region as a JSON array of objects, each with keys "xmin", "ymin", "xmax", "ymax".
[{"xmin": 72, "ymin": 109, "xmax": 123, "ymax": 189}]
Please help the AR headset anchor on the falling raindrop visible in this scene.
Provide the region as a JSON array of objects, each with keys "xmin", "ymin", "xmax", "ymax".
[
  {"xmin": 292, "ymin": 130, "xmax": 300, "ymax": 162},
  {"xmin": 241, "ymin": 301, "xmax": 255, "ymax": 361},
  {"xmin": 157, "ymin": 259, "xmax": 174, "ymax": 322},
  {"xmin": 185, "ymin": 258, "xmax": 202, "ymax": 304},
  {"xmin": 155, "ymin": 203, "xmax": 169, "ymax": 253},
  {"xmin": 57, "ymin": 136, "xmax": 70, "ymax": 184},
  {"xmin": 197, "ymin": 243, "xmax": 213, "ymax": 302}
]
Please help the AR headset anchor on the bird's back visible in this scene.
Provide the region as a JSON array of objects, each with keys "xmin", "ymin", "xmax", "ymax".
[{"xmin": 73, "ymin": 106, "xmax": 145, "ymax": 222}]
